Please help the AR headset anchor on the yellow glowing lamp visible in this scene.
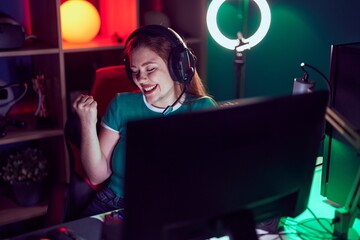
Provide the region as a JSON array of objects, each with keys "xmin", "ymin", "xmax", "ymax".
[{"xmin": 60, "ymin": 0, "xmax": 101, "ymax": 43}]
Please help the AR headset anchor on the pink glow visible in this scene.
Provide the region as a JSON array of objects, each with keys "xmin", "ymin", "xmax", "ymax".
[{"xmin": 99, "ymin": 0, "xmax": 138, "ymax": 42}]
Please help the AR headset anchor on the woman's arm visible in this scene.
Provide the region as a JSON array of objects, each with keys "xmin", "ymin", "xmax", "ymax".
[{"xmin": 72, "ymin": 95, "xmax": 119, "ymax": 185}]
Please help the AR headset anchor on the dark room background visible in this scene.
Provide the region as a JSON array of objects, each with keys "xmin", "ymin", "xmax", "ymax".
[{"xmin": 206, "ymin": 0, "xmax": 360, "ymax": 101}]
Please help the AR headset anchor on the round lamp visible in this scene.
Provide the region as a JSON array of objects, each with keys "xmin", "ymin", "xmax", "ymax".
[{"xmin": 60, "ymin": 0, "xmax": 101, "ymax": 43}]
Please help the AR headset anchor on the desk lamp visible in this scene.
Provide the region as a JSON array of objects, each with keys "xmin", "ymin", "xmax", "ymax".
[
  {"xmin": 294, "ymin": 62, "xmax": 360, "ymax": 239},
  {"xmin": 206, "ymin": 0, "xmax": 271, "ymax": 98}
]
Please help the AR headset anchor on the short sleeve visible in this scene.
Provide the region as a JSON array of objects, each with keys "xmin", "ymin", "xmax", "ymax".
[{"xmin": 102, "ymin": 94, "xmax": 122, "ymax": 132}]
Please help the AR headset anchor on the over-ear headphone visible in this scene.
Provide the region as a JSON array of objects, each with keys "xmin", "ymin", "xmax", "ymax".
[{"xmin": 124, "ymin": 25, "xmax": 196, "ymax": 84}]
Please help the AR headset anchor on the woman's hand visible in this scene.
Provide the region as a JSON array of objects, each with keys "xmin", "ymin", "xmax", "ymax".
[{"xmin": 72, "ymin": 94, "xmax": 98, "ymax": 127}]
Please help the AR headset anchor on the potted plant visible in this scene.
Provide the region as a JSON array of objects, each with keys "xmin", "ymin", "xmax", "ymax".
[{"xmin": 0, "ymin": 146, "xmax": 48, "ymax": 206}]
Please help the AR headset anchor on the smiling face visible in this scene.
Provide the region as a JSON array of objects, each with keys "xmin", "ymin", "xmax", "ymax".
[{"xmin": 129, "ymin": 46, "xmax": 181, "ymax": 108}]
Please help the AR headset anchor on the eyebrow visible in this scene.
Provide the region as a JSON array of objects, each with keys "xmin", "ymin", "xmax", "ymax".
[{"xmin": 130, "ymin": 59, "xmax": 158, "ymax": 69}]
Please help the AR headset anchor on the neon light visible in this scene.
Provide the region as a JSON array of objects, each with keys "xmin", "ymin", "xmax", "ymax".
[{"xmin": 206, "ymin": 0, "xmax": 271, "ymax": 52}]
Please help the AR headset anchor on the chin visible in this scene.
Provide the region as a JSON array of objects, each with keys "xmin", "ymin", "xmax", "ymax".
[{"xmin": 145, "ymin": 96, "xmax": 156, "ymax": 105}]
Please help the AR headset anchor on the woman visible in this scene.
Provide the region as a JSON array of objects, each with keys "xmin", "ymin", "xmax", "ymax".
[{"xmin": 73, "ymin": 25, "xmax": 217, "ymax": 216}]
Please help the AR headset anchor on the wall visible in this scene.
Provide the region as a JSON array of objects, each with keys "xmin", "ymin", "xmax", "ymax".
[{"xmin": 206, "ymin": 0, "xmax": 360, "ymax": 101}]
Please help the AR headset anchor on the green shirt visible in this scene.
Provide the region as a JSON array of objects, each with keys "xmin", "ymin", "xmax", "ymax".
[{"xmin": 102, "ymin": 92, "xmax": 217, "ymax": 197}]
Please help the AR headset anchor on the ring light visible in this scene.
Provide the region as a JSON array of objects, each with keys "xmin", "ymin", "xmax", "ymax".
[{"xmin": 206, "ymin": 0, "xmax": 271, "ymax": 52}]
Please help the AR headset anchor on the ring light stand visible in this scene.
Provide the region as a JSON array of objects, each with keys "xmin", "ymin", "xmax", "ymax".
[{"xmin": 207, "ymin": 0, "xmax": 271, "ymax": 98}]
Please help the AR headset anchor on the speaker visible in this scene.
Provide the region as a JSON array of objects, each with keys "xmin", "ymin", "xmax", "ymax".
[
  {"xmin": 0, "ymin": 13, "xmax": 25, "ymax": 49},
  {"xmin": 124, "ymin": 25, "xmax": 195, "ymax": 84}
]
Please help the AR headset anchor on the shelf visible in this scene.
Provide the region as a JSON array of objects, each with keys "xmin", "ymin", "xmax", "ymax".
[
  {"xmin": 0, "ymin": 129, "xmax": 63, "ymax": 145},
  {"xmin": 62, "ymin": 38, "xmax": 125, "ymax": 53},
  {"xmin": 62, "ymin": 37, "xmax": 200, "ymax": 53},
  {"xmin": 0, "ymin": 48, "xmax": 59, "ymax": 58},
  {"xmin": 0, "ymin": 43, "xmax": 60, "ymax": 57},
  {"xmin": 0, "ymin": 188, "xmax": 47, "ymax": 226},
  {"xmin": 0, "ymin": 114, "xmax": 64, "ymax": 145}
]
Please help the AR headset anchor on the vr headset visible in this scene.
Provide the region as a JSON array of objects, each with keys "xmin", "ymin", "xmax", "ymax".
[{"xmin": 0, "ymin": 12, "xmax": 25, "ymax": 49}]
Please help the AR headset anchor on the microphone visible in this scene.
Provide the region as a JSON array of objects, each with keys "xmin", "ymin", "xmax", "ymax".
[
  {"xmin": 293, "ymin": 63, "xmax": 315, "ymax": 94},
  {"xmin": 162, "ymin": 85, "xmax": 188, "ymax": 115},
  {"xmin": 162, "ymin": 106, "xmax": 173, "ymax": 115}
]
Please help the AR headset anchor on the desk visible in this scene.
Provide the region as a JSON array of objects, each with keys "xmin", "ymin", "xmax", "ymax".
[
  {"xmin": 11, "ymin": 217, "xmax": 103, "ymax": 240},
  {"xmin": 212, "ymin": 166, "xmax": 360, "ymax": 240},
  {"xmin": 271, "ymin": 166, "xmax": 359, "ymax": 239},
  {"xmin": 11, "ymin": 166, "xmax": 360, "ymax": 240}
]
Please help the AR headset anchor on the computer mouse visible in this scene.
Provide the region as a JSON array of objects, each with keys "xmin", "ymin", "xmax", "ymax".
[{"xmin": 44, "ymin": 227, "xmax": 84, "ymax": 240}]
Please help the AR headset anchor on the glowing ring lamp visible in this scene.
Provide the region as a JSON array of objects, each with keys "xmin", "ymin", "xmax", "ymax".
[{"xmin": 206, "ymin": 0, "xmax": 271, "ymax": 52}]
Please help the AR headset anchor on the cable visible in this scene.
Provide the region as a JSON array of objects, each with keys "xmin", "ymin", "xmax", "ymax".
[
  {"xmin": 274, "ymin": 207, "xmax": 343, "ymax": 240},
  {"xmin": 306, "ymin": 207, "xmax": 333, "ymax": 235},
  {"xmin": 162, "ymin": 83, "xmax": 188, "ymax": 115},
  {"xmin": 300, "ymin": 62, "xmax": 333, "ymax": 106},
  {"xmin": 300, "ymin": 63, "xmax": 331, "ymax": 91}
]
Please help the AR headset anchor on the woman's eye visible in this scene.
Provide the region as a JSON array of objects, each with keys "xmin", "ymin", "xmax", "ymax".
[{"xmin": 147, "ymin": 68, "xmax": 155, "ymax": 73}]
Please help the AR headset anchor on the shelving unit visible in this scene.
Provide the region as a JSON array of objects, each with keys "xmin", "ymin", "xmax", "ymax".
[
  {"xmin": 0, "ymin": 0, "xmax": 136, "ymax": 232},
  {"xmin": 0, "ymin": 0, "xmax": 207, "ymax": 236},
  {"xmin": 0, "ymin": 0, "xmax": 64, "ymax": 232}
]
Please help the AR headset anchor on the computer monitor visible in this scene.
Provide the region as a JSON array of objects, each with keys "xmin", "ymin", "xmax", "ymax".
[
  {"xmin": 321, "ymin": 42, "xmax": 360, "ymax": 237},
  {"xmin": 123, "ymin": 90, "xmax": 328, "ymax": 240},
  {"xmin": 321, "ymin": 42, "xmax": 360, "ymax": 207}
]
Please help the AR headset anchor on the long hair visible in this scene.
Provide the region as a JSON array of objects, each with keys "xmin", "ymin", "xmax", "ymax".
[{"xmin": 124, "ymin": 30, "xmax": 210, "ymax": 98}]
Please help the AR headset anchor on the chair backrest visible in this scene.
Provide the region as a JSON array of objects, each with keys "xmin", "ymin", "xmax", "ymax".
[{"xmin": 90, "ymin": 65, "xmax": 139, "ymax": 117}]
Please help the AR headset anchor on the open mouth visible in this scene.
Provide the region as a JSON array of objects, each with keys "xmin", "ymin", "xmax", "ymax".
[{"xmin": 143, "ymin": 84, "xmax": 158, "ymax": 94}]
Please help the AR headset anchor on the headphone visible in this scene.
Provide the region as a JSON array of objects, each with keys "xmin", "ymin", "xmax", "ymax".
[{"xmin": 124, "ymin": 25, "xmax": 196, "ymax": 84}]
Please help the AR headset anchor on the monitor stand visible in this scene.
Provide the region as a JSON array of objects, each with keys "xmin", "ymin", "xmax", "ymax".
[
  {"xmin": 221, "ymin": 209, "xmax": 259, "ymax": 240},
  {"xmin": 164, "ymin": 209, "xmax": 258, "ymax": 240}
]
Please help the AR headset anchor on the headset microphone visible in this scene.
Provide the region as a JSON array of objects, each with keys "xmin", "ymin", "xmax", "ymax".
[
  {"xmin": 162, "ymin": 84, "xmax": 188, "ymax": 115},
  {"xmin": 162, "ymin": 106, "xmax": 173, "ymax": 116}
]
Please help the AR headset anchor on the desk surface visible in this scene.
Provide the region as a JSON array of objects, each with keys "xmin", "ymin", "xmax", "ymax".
[
  {"xmin": 212, "ymin": 166, "xmax": 360, "ymax": 240},
  {"xmin": 11, "ymin": 166, "xmax": 360, "ymax": 240},
  {"xmin": 11, "ymin": 217, "xmax": 103, "ymax": 240}
]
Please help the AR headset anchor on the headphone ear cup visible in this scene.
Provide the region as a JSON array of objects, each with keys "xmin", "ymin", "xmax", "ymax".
[{"xmin": 168, "ymin": 46, "xmax": 196, "ymax": 84}]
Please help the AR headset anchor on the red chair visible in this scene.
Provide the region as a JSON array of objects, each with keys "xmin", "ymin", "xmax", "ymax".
[
  {"xmin": 90, "ymin": 65, "xmax": 139, "ymax": 117},
  {"xmin": 47, "ymin": 65, "xmax": 138, "ymax": 224}
]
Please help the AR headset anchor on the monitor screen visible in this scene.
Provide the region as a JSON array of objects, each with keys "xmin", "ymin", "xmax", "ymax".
[
  {"xmin": 322, "ymin": 42, "xmax": 360, "ymax": 207},
  {"xmin": 123, "ymin": 90, "xmax": 328, "ymax": 240}
]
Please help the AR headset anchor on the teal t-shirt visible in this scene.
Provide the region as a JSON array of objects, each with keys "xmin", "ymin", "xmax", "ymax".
[{"xmin": 101, "ymin": 92, "xmax": 217, "ymax": 197}]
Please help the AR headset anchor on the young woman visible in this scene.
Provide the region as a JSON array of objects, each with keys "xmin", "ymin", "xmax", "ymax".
[{"xmin": 72, "ymin": 25, "xmax": 217, "ymax": 216}]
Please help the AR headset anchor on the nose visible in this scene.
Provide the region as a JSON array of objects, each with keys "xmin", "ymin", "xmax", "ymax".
[{"xmin": 137, "ymin": 70, "xmax": 148, "ymax": 82}]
